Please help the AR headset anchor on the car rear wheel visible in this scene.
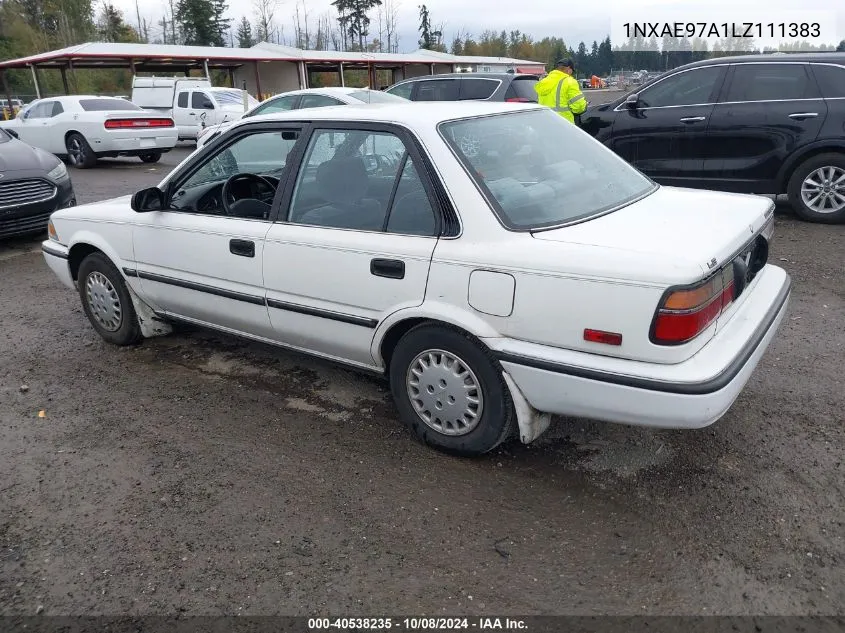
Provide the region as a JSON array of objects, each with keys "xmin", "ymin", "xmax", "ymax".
[
  {"xmin": 65, "ymin": 133, "xmax": 97, "ymax": 169},
  {"xmin": 77, "ymin": 252, "xmax": 141, "ymax": 346},
  {"xmin": 139, "ymin": 151, "xmax": 162, "ymax": 164},
  {"xmin": 389, "ymin": 324, "xmax": 515, "ymax": 456},
  {"xmin": 787, "ymin": 153, "xmax": 845, "ymax": 223}
]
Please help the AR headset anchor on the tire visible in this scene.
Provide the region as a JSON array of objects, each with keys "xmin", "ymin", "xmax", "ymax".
[
  {"xmin": 77, "ymin": 252, "xmax": 141, "ymax": 346},
  {"xmin": 787, "ymin": 153, "xmax": 845, "ymax": 224},
  {"xmin": 139, "ymin": 152, "xmax": 162, "ymax": 164},
  {"xmin": 388, "ymin": 324, "xmax": 516, "ymax": 456},
  {"xmin": 65, "ymin": 132, "xmax": 97, "ymax": 169}
]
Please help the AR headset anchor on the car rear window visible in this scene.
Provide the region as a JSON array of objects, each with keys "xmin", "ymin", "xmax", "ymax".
[
  {"xmin": 79, "ymin": 98, "xmax": 142, "ymax": 111},
  {"xmin": 810, "ymin": 63, "xmax": 845, "ymax": 98},
  {"xmin": 439, "ymin": 109, "xmax": 655, "ymax": 230},
  {"xmin": 504, "ymin": 77, "xmax": 539, "ymax": 102}
]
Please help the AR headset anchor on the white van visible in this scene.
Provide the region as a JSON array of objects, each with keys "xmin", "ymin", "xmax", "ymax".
[{"xmin": 131, "ymin": 76, "xmax": 257, "ymax": 141}]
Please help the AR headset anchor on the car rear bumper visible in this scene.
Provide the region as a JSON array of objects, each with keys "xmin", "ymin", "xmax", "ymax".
[
  {"xmin": 91, "ymin": 132, "xmax": 178, "ymax": 154},
  {"xmin": 41, "ymin": 241, "xmax": 75, "ymax": 289},
  {"xmin": 490, "ymin": 265, "xmax": 791, "ymax": 429},
  {"xmin": 0, "ymin": 179, "xmax": 75, "ymax": 239}
]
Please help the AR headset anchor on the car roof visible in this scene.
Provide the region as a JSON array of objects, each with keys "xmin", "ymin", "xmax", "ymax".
[
  {"xmin": 676, "ymin": 52, "xmax": 845, "ymax": 70},
  {"xmin": 395, "ymin": 72, "xmax": 538, "ymax": 82},
  {"xmin": 237, "ymin": 100, "xmax": 542, "ymax": 127},
  {"xmin": 275, "ymin": 87, "xmax": 375, "ymax": 97}
]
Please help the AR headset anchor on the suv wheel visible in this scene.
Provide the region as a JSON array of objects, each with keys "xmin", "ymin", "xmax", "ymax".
[{"xmin": 787, "ymin": 153, "xmax": 845, "ymax": 223}]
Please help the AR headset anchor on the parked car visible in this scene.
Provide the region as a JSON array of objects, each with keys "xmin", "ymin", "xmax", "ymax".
[
  {"xmin": 580, "ymin": 53, "xmax": 845, "ymax": 223},
  {"xmin": 196, "ymin": 87, "xmax": 408, "ymax": 148},
  {"xmin": 131, "ymin": 76, "xmax": 257, "ymax": 141},
  {"xmin": 0, "ymin": 96, "xmax": 178, "ymax": 169},
  {"xmin": 384, "ymin": 72, "xmax": 539, "ymax": 103},
  {"xmin": 41, "ymin": 102, "xmax": 790, "ymax": 456},
  {"xmin": 0, "ymin": 128, "xmax": 75, "ymax": 239}
]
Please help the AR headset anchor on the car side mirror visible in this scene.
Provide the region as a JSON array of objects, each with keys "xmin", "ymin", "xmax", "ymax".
[
  {"xmin": 131, "ymin": 187, "xmax": 165, "ymax": 213},
  {"xmin": 625, "ymin": 93, "xmax": 640, "ymax": 108}
]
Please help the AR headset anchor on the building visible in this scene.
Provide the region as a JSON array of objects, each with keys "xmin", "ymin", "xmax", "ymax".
[{"xmin": 0, "ymin": 41, "xmax": 546, "ymax": 101}]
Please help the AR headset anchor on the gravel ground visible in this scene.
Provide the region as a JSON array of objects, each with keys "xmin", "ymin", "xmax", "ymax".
[{"xmin": 0, "ymin": 143, "xmax": 843, "ymax": 618}]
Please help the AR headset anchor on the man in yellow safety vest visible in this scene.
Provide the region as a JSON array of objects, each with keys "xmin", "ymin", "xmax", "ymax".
[{"xmin": 535, "ymin": 58, "xmax": 588, "ymax": 124}]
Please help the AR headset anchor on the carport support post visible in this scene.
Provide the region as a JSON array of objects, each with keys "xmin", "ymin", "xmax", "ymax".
[
  {"xmin": 338, "ymin": 62, "xmax": 345, "ymax": 87},
  {"xmin": 430, "ymin": 63, "xmax": 435, "ymax": 75},
  {"xmin": 228, "ymin": 68, "xmax": 235, "ymax": 87},
  {"xmin": 203, "ymin": 59, "xmax": 210, "ymax": 80},
  {"xmin": 30, "ymin": 64, "xmax": 41, "ymax": 99},
  {"xmin": 1, "ymin": 71, "xmax": 14, "ymax": 120},
  {"xmin": 60, "ymin": 66, "xmax": 69, "ymax": 95},
  {"xmin": 299, "ymin": 61, "xmax": 308, "ymax": 89},
  {"xmin": 253, "ymin": 61, "xmax": 263, "ymax": 100}
]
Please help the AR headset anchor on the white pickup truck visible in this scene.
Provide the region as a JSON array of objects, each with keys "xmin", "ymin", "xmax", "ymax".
[{"xmin": 131, "ymin": 77, "xmax": 257, "ymax": 142}]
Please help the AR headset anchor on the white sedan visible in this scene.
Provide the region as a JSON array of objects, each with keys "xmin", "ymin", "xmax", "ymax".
[
  {"xmin": 41, "ymin": 102, "xmax": 791, "ymax": 456},
  {"xmin": 0, "ymin": 95, "xmax": 178, "ymax": 169},
  {"xmin": 196, "ymin": 87, "xmax": 408, "ymax": 148}
]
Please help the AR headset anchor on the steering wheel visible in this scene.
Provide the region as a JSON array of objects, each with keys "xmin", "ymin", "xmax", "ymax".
[{"xmin": 221, "ymin": 173, "xmax": 277, "ymax": 216}]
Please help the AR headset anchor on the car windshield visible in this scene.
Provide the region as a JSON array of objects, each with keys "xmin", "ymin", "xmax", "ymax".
[
  {"xmin": 348, "ymin": 90, "xmax": 408, "ymax": 103},
  {"xmin": 213, "ymin": 90, "xmax": 247, "ymax": 106},
  {"xmin": 439, "ymin": 108, "xmax": 656, "ymax": 229},
  {"xmin": 79, "ymin": 98, "xmax": 142, "ymax": 111}
]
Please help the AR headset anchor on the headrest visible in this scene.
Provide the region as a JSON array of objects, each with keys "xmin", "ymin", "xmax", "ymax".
[{"xmin": 316, "ymin": 156, "xmax": 369, "ymax": 205}]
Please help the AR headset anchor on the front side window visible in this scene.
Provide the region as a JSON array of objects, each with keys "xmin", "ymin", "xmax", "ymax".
[
  {"xmin": 192, "ymin": 92, "xmax": 214, "ymax": 109},
  {"xmin": 637, "ymin": 66, "xmax": 724, "ymax": 108},
  {"xmin": 348, "ymin": 89, "xmax": 408, "ymax": 103},
  {"xmin": 725, "ymin": 63, "xmax": 819, "ymax": 102},
  {"xmin": 170, "ymin": 129, "xmax": 302, "ymax": 217},
  {"xmin": 440, "ymin": 108, "xmax": 655, "ymax": 230},
  {"xmin": 250, "ymin": 95, "xmax": 298, "ymax": 117},
  {"xmin": 287, "ymin": 128, "xmax": 436, "ymax": 235},
  {"xmin": 26, "ymin": 102, "xmax": 53, "ymax": 119}
]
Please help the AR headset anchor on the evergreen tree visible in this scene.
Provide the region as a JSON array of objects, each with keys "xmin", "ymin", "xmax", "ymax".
[
  {"xmin": 211, "ymin": 0, "xmax": 230, "ymax": 46},
  {"xmin": 332, "ymin": 0, "xmax": 382, "ymax": 50},
  {"xmin": 175, "ymin": 0, "xmax": 218, "ymax": 46},
  {"xmin": 236, "ymin": 16, "xmax": 254, "ymax": 47},
  {"xmin": 97, "ymin": 3, "xmax": 138, "ymax": 42}
]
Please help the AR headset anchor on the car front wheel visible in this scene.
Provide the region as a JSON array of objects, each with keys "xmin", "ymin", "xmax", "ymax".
[
  {"xmin": 787, "ymin": 153, "xmax": 845, "ymax": 223},
  {"xmin": 77, "ymin": 252, "xmax": 141, "ymax": 346},
  {"xmin": 389, "ymin": 324, "xmax": 516, "ymax": 456}
]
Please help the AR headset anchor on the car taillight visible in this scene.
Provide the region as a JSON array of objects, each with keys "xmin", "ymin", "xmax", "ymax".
[
  {"xmin": 104, "ymin": 118, "xmax": 174, "ymax": 129},
  {"xmin": 506, "ymin": 97, "xmax": 531, "ymax": 102},
  {"xmin": 651, "ymin": 268, "xmax": 735, "ymax": 345}
]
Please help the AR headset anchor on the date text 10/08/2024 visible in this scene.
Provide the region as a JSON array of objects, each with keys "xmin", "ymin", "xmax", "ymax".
[
  {"xmin": 308, "ymin": 617, "xmax": 528, "ymax": 630},
  {"xmin": 622, "ymin": 22, "xmax": 822, "ymax": 39}
]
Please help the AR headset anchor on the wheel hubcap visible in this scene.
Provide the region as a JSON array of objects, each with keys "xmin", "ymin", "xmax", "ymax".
[
  {"xmin": 801, "ymin": 166, "xmax": 845, "ymax": 213},
  {"xmin": 68, "ymin": 138, "xmax": 83, "ymax": 164},
  {"xmin": 406, "ymin": 349, "xmax": 483, "ymax": 437},
  {"xmin": 85, "ymin": 271, "xmax": 122, "ymax": 331}
]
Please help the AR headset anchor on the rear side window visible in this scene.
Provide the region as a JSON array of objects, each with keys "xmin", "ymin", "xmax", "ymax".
[
  {"xmin": 724, "ymin": 64, "xmax": 819, "ymax": 102},
  {"xmin": 414, "ymin": 79, "xmax": 459, "ymax": 101},
  {"xmin": 79, "ymin": 98, "xmax": 142, "ymax": 111},
  {"xmin": 51, "ymin": 102, "xmax": 64, "ymax": 116},
  {"xmin": 299, "ymin": 94, "xmax": 344, "ymax": 108},
  {"xmin": 177, "ymin": 92, "xmax": 189, "ymax": 108},
  {"xmin": 504, "ymin": 77, "xmax": 539, "ymax": 102},
  {"xmin": 459, "ymin": 78, "xmax": 498, "ymax": 100},
  {"xmin": 810, "ymin": 64, "xmax": 845, "ymax": 98}
]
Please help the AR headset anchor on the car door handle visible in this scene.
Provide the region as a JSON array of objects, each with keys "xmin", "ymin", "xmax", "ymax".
[
  {"xmin": 679, "ymin": 116, "xmax": 706, "ymax": 123},
  {"xmin": 789, "ymin": 112, "xmax": 818, "ymax": 119},
  {"xmin": 229, "ymin": 239, "xmax": 255, "ymax": 258},
  {"xmin": 370, "ymin": 258, "xmax": 405, "ymax": 279}
]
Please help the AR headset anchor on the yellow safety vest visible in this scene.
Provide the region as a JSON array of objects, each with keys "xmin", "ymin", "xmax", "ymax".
[{"xmin": 535, "ymin": 70, "xmax": 588, "ymax": 123}]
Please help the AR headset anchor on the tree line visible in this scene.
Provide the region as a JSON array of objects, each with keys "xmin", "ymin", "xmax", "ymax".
[{"xmin": 2, "ymin": 0, "xmax": 844, "ymax": 96}]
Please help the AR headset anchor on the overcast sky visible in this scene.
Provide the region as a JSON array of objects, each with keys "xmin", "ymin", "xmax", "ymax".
[{"xmin": 109, "ymin": 0, "xmax": 844, "ymax": 54}]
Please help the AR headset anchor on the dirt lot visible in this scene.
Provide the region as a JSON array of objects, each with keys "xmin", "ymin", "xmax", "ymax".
[{"xmin": 1, "ymin": 146, "xmax": 843, "ymax": 617}]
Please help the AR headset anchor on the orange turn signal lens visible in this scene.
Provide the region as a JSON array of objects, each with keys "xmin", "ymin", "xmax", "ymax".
[
  {"xmin": 662, "ymin": 276, "xmax": 722, "ymax": 310},
  {"xmin": 47, "ymin": 220, "xmax": 58, "ymax": 241}
]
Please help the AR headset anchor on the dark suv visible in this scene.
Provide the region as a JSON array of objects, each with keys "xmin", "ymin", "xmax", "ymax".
[
  {"xmin": 384, "ymin": 73, "xmax": 539, "ymax": 103},
  {"xmin": 580, "ymin": 53, "xmax": 845, "ymax": 223}
]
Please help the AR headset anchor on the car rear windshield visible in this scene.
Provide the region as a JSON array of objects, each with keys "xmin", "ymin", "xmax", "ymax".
[
  {"xmin": 439, "ymin": 108, "xmax": 656, "ymax": 230},
  {"xmin": 348, "ymin": 89, "xmax": 408, "ymax": 103},
  {"xmin": 212, "ymin": 89, "xmax": 247, "ymax": 106},
  {"xmin": 505, "ymin": 77, "xmax": 539, "ymax": 102},
  {"xmin": 79, "ymin": 98, "xmax": 142, "ymax": 111}
]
